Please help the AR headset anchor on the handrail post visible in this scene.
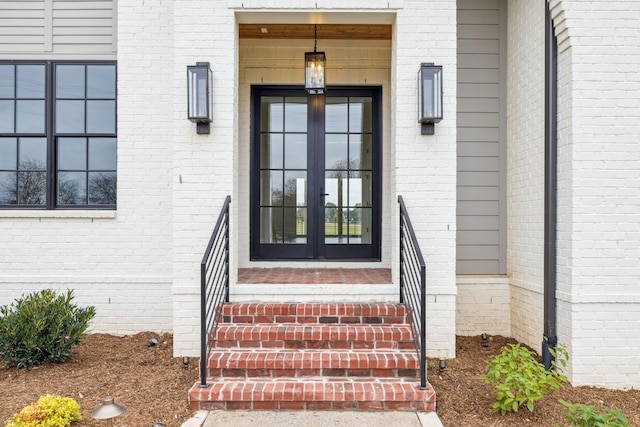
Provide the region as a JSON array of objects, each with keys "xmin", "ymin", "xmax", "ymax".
[
  {"xmin": 224, "ymin": 202, "xmax": 230, "ymax": 304},
  {"xmin": 199, "ymin": 261, "xmax": 208, "ymax": 387},
  {"xmin": 398, "ymin": 195, "xmax": 405, "ymax": 304},
  {"xmin": 420, "ymin": 264, "xmax": 427, "ymax": 389}
]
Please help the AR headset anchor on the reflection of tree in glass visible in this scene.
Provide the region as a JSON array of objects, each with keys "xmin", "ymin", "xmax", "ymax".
[
  {"xmin": 270, "ymin": 188, "xmax": 283, "ymax": 205},
  {"xmin": 325, "ymin": 202, "xmax": 338, "ymax": 222},
  {"xmin": 268, "ymin": 177, "xmax": 301, "ymax": 206},
  {"xmin": 0, "ymin": 172, "xmax": 17, "ymax": 204},
  {"xmin": 282, "ymin": 178, "xmax": 299, "ymax": 241},
  {"xmin": 0, "ymin": 172, "xmax": 18, "ymax": 205},
  {"xmin": 58, "ymin": 178, "xmax": 82, "ymax": 205},
  {"xmin": 265, "ymin": 178, "xmax": 300, "ymax": 241},
  {"xmin": 328, "ymin": 158, "xmax": 358, "ymax": 173},
  {"xmin": 326, "ymin": 159, "xmax": 358, "ymax": 239},
  {"xmin": 349, "ymin": 203, "xmax": 362, "ymax": 223},
  {"xmin": 0, "ymin": 161, "xmax": 117, "ymax": 206},
  {"xmin": 89, "ymin": 173, "xmax": 116, "ymax": 205},
  {"xmin": 19, "ymin": 160, "xmax": 47, "ymax": 205},
  {"xmin": 284, "ymin": 177, "xmax": 297, "ymax": 206},
  {"xmin": 0, "ymin": 160, "xmax": 47, "ymax": 205}
]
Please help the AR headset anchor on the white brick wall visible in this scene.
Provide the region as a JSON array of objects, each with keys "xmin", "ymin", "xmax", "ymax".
[
  {"xmin": 566, "ymin": 303, "xmax": 640, "ymax": 388},
  {"xmin": 506, "ymin": 0, "xmax": 545, "ymax": 351},
  {"xmin": 507, "ymin": 0, "xmax": 640, "ymax": 388},
  {"xmin": 3, "ymin": 0, "xmax": 639, "ymax": 389},
  {"xmin": 0, "ymin": 0, "xmax": 175, "ymax": 334},
  {"xmin": 392, "ymin": 0, "xmax": 458, "ymax": 358},
  {"xmin": 0, "ymin": 277, "xmax": 172, "ymax": 334},
  {"xmin": 0, "ymin": 0, "xmax": 460, "ymax": 360},
  {"xmin": 456, "ymin": 277, "xmax": 510, "ymax": 336},
  {"xmin": 552, "ymin": 0, "xmax": 640, "ymax": 388},
  {"xmin": 169, "ymin": 0, "xmax": 459, "ymax": 358},
  {"xmin": 171, "ymin": 0, "xmax": 237, "ymax": 355}
]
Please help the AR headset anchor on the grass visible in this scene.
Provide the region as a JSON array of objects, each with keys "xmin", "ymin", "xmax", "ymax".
[{"xmin": 295, "ymin": 220, "xmax": 362, "ymax": 236}]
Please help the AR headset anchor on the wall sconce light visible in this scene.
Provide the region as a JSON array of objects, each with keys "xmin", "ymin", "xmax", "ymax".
[
  {"xmin": 92, "ymin": 396, "xmax": 126, "ymax": 427},
  {"xmin": 418, "ymin": 63, "xmax": 443, "ymax": 135},
  {"xmin": 187, "ymin": 62, "xmax": 212, "ymax": 134},
  {"xmin": 305, "ymin": 24, "xmax": 326, "ymax": 94}
]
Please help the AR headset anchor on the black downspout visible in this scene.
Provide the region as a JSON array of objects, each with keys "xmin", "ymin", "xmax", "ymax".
[{"xmin": 542, "ymin": 0, "xmax": 559, "ymax": 370}]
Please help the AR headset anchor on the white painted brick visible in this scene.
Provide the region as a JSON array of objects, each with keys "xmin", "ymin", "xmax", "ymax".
[
  {"xmin": 2, "ymin": 0, "xmax": 637, "ymax": 390},
  {"xmin": 0, "ymin": 0, "xmax": 175, "ymax": 333},
  {"xmin": 456, "ymin": 277, "xmax": 510, "ymax": 337},
  {"xmin": 509, "ymin": 0, "xmax": 640, "ymax": 388}
]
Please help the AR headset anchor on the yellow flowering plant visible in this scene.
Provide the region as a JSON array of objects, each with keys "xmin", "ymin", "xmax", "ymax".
[{"xmin": 5, "ymin": 395, "xmax": 81, "ymax": 427}]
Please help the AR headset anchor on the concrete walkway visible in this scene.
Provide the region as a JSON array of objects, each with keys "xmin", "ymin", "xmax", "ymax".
[{"xmin": 182, "ymin": 410, "xmax": 444, "ymax": 427}]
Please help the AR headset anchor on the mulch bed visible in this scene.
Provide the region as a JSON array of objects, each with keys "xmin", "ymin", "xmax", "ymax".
[
  {"xmin": 429, "ymin": 335, "xmax": 640, "ymax": 426},
  {"xmin": 1, "ymin": 333, "xmax": 639, "ymax": 426}
]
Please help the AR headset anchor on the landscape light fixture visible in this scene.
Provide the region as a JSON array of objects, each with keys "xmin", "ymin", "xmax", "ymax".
[
  {"xmin": 187, "ymin": 62, "xmax": 212, "ymax": 134},
  {"xmin": 305, "ymin": 24, "xmax": 326, "ymax": 94},
  {"xmin": 91, "ymin": 396, "xmax": 126, "ymax": 427},
  {"xmin": 481, "ymin": 333, "xmax": 489, "ymax": 348},
  {"xmin": 438, "ymin": 358, "xmax": 446, "ymax": 375},
  {"xmin": 418, "ymin": 63, "xmax": 443, "ymax": 135}
]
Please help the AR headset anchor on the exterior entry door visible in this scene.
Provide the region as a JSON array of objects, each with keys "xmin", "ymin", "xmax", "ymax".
[{"xmin": 250, "ymin": 86, "xmax": 381, "ymax": 260}]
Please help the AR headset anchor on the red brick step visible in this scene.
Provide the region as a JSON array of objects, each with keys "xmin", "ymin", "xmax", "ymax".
[
  {"xmin": 189, "ymin": 377, "xmax": 435, "ymax": 411},
  {"xmin": 206, "ymin": 349, "xmax": 419, "ymax": 378},
  {"xmin": 188, "ymin": 302, "xmax": 435, "ymax": 412},
  {"xmin": 213, "ymin": 323, "xmax": 415, "ymax": 350},
  {"xmin": 222, "ymin": 302, "xmax": 409, "ymax": 324}
]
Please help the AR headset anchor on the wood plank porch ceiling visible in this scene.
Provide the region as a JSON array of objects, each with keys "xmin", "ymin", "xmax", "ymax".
[{"xmin": 239, "ymin": 24, "xmax": 392, "ymax": 40}]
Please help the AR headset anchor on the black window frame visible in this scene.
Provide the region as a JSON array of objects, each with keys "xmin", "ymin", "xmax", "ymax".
[{"xmin": 0, "ymin": 60, "xmax": 117, "ymax": 210}]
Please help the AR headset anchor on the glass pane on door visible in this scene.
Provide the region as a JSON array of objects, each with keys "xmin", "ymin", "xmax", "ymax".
[
  {"xmin": 324, "ymin": 96, "xmax": 373, "ymax": 245},
  {"xmin": 259, "ymin": 96, "xmax": 307, "ymax": 244}
]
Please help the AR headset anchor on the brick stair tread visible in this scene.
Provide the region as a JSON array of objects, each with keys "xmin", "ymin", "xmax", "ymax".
[
  {"xmin": 215, "ymin": 323, "xmax": 414, "ymax": 342},
  {"xmin": 222, "ymin": 302, "xmax": 406, "ymax": 316},
  {"xmin": 190, "ymin": 301, "xmax": 433, "ymax": 412},
  {"xmin": 208, "ymin": 349, "xmax": 419, "ymax": 370},
  {"xmin": 190, "ymin": 377, "xmax": 435, "ymax": 403}
]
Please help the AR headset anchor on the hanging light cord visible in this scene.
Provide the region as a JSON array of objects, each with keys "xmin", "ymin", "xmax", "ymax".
[{"xmin": 314, "ymin": 24, "xmax": 317, "ymax": 53}]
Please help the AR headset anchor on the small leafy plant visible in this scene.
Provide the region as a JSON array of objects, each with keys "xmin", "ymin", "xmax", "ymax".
[
  {"xmin": 5, "ymin": 394, "xmax": 82, "ymax": 427},
  {"xmin": 482, "ymin": 343, "xmax": 568, "ymax": 414},
  {"xmin": 557, "ymin": 400, "xmax": 630, "ymax": 427},
  {"xmin": 0, "ymin": 289, "xmax": 96, "ymax": 369}
]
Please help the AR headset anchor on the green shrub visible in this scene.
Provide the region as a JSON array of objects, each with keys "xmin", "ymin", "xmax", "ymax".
[
  {"xmin": 0, "ymin": 289, "xmax": 95, "ymax": 369},
  {"xmin": 557, "ymin": 400, "xmax": 630, "ymax": 427},
  {"xmin": 5, "ymin": 394, "xmax": 82, "ymax": 427},
  {"xmin": 482, "ymin": 343, "xmax": 568, "ymax": 414}
]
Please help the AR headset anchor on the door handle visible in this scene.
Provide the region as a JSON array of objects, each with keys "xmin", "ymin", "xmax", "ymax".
[{"xmin": 321, "ymin": 193, "xmax": 329, "ymax": 196}]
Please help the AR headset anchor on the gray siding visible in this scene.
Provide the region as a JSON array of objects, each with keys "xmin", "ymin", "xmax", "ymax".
[
  {"xmin": 457, "ymin": 0, "xmax": 507, "ymax": 274},
  {"xmin": 0, "ymin": 0, "xmax": 45, "ymax": 52},
  {"xmin": 0, "ymin": 0, "xmax": 116, "ymax": 55}
]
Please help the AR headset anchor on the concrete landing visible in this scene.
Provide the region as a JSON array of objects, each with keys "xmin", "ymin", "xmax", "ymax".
[{"xmin": 183, "ymin": 410, "xmax": 445, "ymax": 427}]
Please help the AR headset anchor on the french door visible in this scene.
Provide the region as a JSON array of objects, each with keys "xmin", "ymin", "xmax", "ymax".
[{"xmin": 250, "ymin": 86, "xmax": 381, "ymax": 260}]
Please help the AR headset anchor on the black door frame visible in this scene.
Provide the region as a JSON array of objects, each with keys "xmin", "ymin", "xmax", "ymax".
[{"xmin": 250, "ymin": 85, "xmax": 382, "ymax": 261}]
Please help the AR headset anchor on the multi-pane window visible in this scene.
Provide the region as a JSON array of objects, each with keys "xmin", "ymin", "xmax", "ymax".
[{"xmin": 0, "ymin": 61, "xmax": 116, "ymax": 208}]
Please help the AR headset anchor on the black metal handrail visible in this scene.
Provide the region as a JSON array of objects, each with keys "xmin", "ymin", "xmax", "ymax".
[
  {"xmin": 199, "ymin": 195, "xmax": 231, "ymax": 388},
  {"xmin": 398, "ymin": 195, "xmax": 427, "ymax": 389}
]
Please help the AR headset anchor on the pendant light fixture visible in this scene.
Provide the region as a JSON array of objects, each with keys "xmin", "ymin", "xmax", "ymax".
[{"xmin": 305, "ymin": 24, "xmax": 326, "ymax": 94}]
